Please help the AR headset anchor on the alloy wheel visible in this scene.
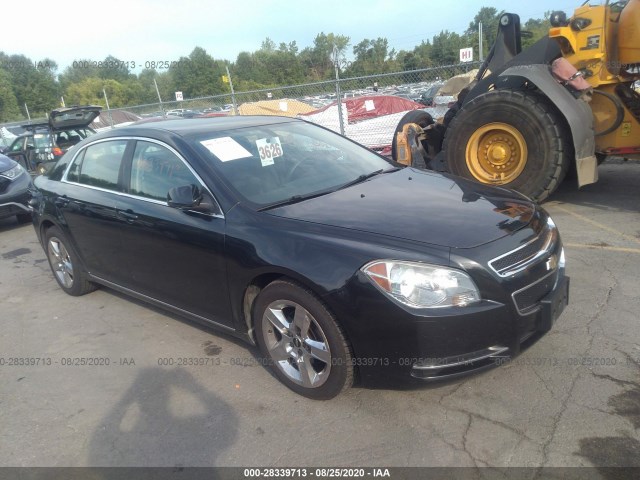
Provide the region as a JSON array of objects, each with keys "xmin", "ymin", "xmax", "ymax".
[
  {"xmin": 47, "ymin": 237, "xmax": 74, "ymax": 289},
  {"xmin": 262, "ymin": 300, "xmax": 332, "ymax": 388}
]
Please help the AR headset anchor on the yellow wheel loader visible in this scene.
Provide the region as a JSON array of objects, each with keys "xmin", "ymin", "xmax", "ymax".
[{"xmin": 393, "ymin": 0, "xmax": 640, "ymax": 201}]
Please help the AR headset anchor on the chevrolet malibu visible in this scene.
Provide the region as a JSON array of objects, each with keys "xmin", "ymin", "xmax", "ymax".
[{"xmin": 30, "ymin": 117, "xmax": 569, "ymax": 399}]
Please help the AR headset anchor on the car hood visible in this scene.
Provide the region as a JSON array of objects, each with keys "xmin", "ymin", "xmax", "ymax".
[
  {"xmin": 49, "ymin": 105, "xmax": 102, "ymax": 129},
  {"xmin": 0, "ymin": 154, "xmax": 16, "ymax": 172},
  {"xmin": 266, "ymin": 168, "xmax": 536, "ymax": 249}
]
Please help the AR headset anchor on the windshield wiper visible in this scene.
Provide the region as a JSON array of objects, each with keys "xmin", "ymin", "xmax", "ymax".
[
  {"xmin": 257, "ymin": 167, "xmax": 400, "ymax": 212},
  {"xmin": 338, "ymin": 167, "xmax": 400, "ymax": 190},
  {"xmin": 257, "ymin": 190, "xmax": 334, "ymax": 211}
]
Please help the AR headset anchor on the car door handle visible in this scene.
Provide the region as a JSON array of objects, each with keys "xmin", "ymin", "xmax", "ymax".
[
  {"xmin": 54, "ymin": 196, "xmax": 70, "ymax": 207},
  {"xmin": 117, "ymin": 209, "xmax": 139, "ymax": 222}
]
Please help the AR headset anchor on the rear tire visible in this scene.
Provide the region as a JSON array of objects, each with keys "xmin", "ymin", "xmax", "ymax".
[
  {"xmin": 44, "ymin": 226, "xmax": 96, "ymax": 296},
  {"xmin": 442, "ymin": 90, "xmax": 570, "ymax": 202},
  {"xmin": 254, "ymin": 280, "xmax": 353, "ymax": 399}
]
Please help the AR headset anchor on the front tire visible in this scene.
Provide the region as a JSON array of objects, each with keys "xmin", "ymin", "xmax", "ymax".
[
  {"xmin": 44, "ymin": 226, "xmax": 96, "ymax": 296},
  {"xmin": 443, "ymin": 90, "xmax": 570, "ymax": 202},
  {"xmin": 254, "ymin": 280, "xmax": 353, "ymax": 399}
]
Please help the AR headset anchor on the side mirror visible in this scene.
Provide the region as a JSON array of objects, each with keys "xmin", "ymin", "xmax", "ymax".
[{"xmin": 167, "ymin": 184, "xmax": 203, "ymax": 210}]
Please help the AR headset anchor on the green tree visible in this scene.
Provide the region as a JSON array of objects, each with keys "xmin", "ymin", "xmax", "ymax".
[
  {"xmin": 348, "ymin": 38, "xmax": 395, "ymax": 75},
  {"xmin": 0, "ymin": 69, "xmax": 21, "ymax": 121},
  {"xmin": 466, "ymin": 7, "xmax": 504, "ymax": 60},
  {"xmin": 300, "ymin": 32, "xmax": 350, "ymax": 80},
  {"xmin": 59, "ymin": 59, "xmax": 100, "ymax": 92},
  {"xmin": 97, "ymin": 55, "xmax": 133, "ymax": 83},
  {"xmin": 65, "ymin": 77, "xmax": 136, "ymax": 108},
  {"xmin": 521, "ymin": 14, "xmax": 551, "ymax": 49},
  {"xmin": 431, "ymin": 31, "xmax": 466, "ymax": 65},
  {"xmin": 0, "ymin": 53, "xmax": 59, "ymax": 116},
  {"xmin": 169, "ymin": 47, "xmax": 226, "ymax": 98}
]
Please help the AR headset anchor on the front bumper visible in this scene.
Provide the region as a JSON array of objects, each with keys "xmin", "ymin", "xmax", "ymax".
[
  {"xmin": 410, "ymin": 274, "xmax": 569, "ymax": 381},
  {"xmin": 325, "ymin": 266, "xmax": 569, "ymax": 387}
]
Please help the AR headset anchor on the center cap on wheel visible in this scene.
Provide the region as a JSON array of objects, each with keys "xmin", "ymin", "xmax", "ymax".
[
  {"xmin": 489, "ymin": 144, "xmax": 509, "ymax": 164},
  {"xmin": 293, "ymin": 337, "xmax": 302, "ymax": 348}
]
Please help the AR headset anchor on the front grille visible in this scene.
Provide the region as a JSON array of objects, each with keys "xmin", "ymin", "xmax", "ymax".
[
  {"xmin": 512, "ymin": 270, "xmax": 558, "ymax": 314},
  {"xmin": 489, "ymin": 226, "xmax": 556, "ymax": 277},
  {"xmin": 0, "ymin": 177, "xmax": 10, "ymax": 194}
]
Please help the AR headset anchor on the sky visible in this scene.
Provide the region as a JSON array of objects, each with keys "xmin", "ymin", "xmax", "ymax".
[{"xmin": 4, "ymin": 0, "xmax": 587, "ymax": 73}]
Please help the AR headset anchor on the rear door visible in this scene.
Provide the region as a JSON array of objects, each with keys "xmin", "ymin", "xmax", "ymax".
[
  {"xmin": 115, "ymin": 139, "xmax": 232, "ymax": 328},
  {"xmin": 57, "ymin": 139, "xmax": 131, "ymax": 283}
]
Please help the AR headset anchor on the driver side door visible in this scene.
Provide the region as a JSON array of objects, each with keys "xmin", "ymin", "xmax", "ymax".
[{"xmin": 114, "ymin": 139, "xmax": 233, "ymax": 329}]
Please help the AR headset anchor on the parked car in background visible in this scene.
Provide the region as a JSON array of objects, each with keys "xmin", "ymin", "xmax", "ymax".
[
  {"xmin": 0, "ymin": 153, "xmax": 32, "ymax": 223},
  {"xmin": 419, "ymin": 82, "xmax": 445, "ymax": 106},
  {"xmin": 31, "ymin": 116, "xmax": 569, "ymax": 399},
  {"xmin": 166, "ymin": 109, "xmax": 199, "ymax": 118},
  {"xmin": 1, "ymin": 106, "xmax": 101, "ymax": 175}
]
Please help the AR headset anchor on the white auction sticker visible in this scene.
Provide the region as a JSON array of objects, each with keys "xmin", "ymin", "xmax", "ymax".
[
  {"xmin": 200, "ymin": 137, "xmax": 252, "ymax": 162},
  {"xmin": 256, "ymin": 137, "xmax": 283, "ymax": 166},
  {"xmin": 364, "ymin": 99, "xmax": 375, "ymax": 111}
]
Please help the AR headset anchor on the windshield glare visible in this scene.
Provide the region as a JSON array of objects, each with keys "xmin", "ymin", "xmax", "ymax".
[{"xmin": 191, "ymin": 121, "xmax": 393, "ymax": 207}]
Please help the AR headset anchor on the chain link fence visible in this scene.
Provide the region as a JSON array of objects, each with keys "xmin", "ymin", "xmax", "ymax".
[{"xmin": 1, "ymin": 62, "xmax": 481, "ymax": 155}]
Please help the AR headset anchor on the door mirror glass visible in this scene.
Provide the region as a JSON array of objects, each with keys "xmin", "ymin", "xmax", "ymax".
[{"xmin": 167, "ymin": 184, "xmax": 203, "ymax": 209}]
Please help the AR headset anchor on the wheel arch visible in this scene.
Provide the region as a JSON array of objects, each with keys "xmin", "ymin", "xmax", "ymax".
[
  {"xmin": 240, "ymin": 270, "xmax": 335, "ymax": 346},
  {"xmin": 38, "ymin": 219, "xmax": 56, "ymax": 247}
]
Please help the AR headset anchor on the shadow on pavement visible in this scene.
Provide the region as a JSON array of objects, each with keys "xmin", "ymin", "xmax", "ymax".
[{"xmin": 88, "ymin": 367, "xmax": 238, "ymax": 467}]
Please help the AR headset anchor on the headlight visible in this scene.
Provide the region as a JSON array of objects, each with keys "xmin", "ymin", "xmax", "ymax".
[
  {"xmin": 362, "ymin": 260, "xmax": 481, "ymax": 308},
  {"xmin": 0, "ymin": 164, "xmax": 24, "ymax": 181}
]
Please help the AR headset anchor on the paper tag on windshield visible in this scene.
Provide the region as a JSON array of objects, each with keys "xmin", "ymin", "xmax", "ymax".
[
  {"xmin": 200, "ymin": 137, "xmax": 252, "ymax": 162},
  {"xmin": 256, "ymin": 137, "xmax": 283, "ymax": 166},
  {"xmin": 364, "ymin": 100, "xmax": 375, "ymax": 111}
]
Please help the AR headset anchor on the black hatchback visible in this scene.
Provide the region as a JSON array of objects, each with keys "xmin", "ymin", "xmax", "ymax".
[{"xmin": 30, "ymin": 116, "xmax": 569, "ymax": 399}]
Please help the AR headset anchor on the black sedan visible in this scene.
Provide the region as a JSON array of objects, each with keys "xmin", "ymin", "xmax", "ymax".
[{"xmin": 30, "ymin": 117, "xmax": 569, "ymax": 399}]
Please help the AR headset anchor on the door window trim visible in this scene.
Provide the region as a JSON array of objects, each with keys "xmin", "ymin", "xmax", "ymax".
[{"xmin": 62, "ymin": 136, "xmax": 224, "ymax": 218}]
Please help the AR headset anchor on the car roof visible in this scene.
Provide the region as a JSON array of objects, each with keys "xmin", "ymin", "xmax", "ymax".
[{"xmin": 111, "ymin": 116, "xmax": 300, "ymax": 138}]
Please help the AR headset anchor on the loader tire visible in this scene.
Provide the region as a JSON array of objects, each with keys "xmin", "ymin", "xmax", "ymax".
[{"xmin": 442, "ymin": 90, "xmax": 570, "ymax": 202}]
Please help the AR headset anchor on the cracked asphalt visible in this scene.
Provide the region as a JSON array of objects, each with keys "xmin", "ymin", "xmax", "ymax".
[{"xmin": 0, "ymin": 159, "xmax": 639, "ymax": 470}]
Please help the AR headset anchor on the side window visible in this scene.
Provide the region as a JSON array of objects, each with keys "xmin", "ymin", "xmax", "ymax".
[
  {"xmin": 66, "ymin": 150, "xmax": 86, "ymax": 183},
  {"xmin": 10, "ymin": 138, "xmax": 25, "ymax": 152},
  {"xmin": 129, "ymin": 141, "xmax": 199, "ymax": 201},
  {"xmin": 72, "ymin": 140, "xmax": 128, "ymax": 191}
]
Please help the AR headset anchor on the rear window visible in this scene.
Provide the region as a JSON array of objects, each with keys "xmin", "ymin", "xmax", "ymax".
[{"xmin": 67, "ymin": 140, "xmax": 128, "ymax": 191}]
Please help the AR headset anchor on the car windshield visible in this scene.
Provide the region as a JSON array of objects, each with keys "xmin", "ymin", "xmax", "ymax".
[{"xmin": 190, "ymin": 121, "xmax": 393, "ymax": 208}]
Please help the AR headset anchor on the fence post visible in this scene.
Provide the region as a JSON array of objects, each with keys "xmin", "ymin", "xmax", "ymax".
[
  {"xmin": 333, "ymin": 46, "xmax": 345, "ymax": 136},
  {"xmin": 154, "ymin": 79, "xmax": 165, "ymax": 117},
  {"xmin": 24, "ymin": 104, "xmax": 31, "ymax": 123},
  {"xmin": 103, "ymin": 89, "xmax": 114, "ymax": 128},
  {"xmin": 226, "ymin": 66, "xmax": 239, "ymax": 116}
]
